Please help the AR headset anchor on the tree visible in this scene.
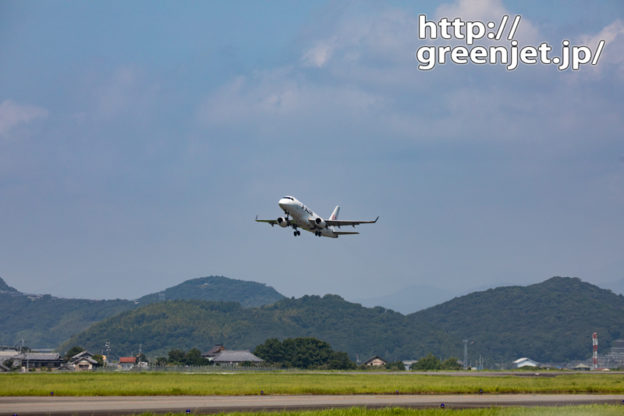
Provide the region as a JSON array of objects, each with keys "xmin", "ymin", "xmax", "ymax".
[
  {"xmin": 154, "ymin": 357, "xmax": 168, "ymax": 367},
  {"xmin": 136, "ymin": 352, "xmax": 148, "ymax": 364},
  {"xmin": 65, "ymin": 346, "xmax": 85, "ymax": 360},
  {"xmin": 167, "ymin": 349, "xmax": 186, "ymax": 365},
  {"xmin": 441, "ymin": 357, "xmax": 461, "ymax": 370},
  {"xmin": 413, "ymin": 354, "xmax": 441, "ymax": 371},
  {"xmin": 327, "ymin": 351, "xmax": 357, "ymax": 370},
  {"xmin": 185, "ymin": 348, "xmax": 207, "ymax": 366},
  {"xmin": 92, "ymin": 354, "xmax": 104, "ymax": 367},
  {"xmin": 386, "ymin": 361, "xmax": 406, "ymax": 371},
  {"xmin": 254, "ymin": 338, "xmax": 284, "ymax": 364},
  {"xmin": 254, "ymin": 337, "xmax": 355, "ymax": 369},
  {"xmin": 283, "ymin": 338, "xmax": 333, "ymax": 368}
]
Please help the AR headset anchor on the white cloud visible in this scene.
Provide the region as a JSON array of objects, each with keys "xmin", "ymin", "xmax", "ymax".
[
  {"xmin": 92, "ymin": 66, "xmax": 159, "ymax": 121},
  {"xmin": 436, "ymin": 0, "xmax": 539, "ymax": 44},
  {"xmin": 436, "ymin": 0, "xmax": 508, "ymax": 21},
  {"xmin": 196, "ymin": 1, "xmax": 623, "ymax": 145},
  {"xmin": 197, "ymin": 69, "xmax": 384, "ymax": 141},
  {"xmin": 302, "ymin": 41, "xmax": 335, "ymax": 68},
  {"xmin": 0, "ymin": 100, "xmax": 48, "ymax": 137},
  {"xmin": 579, "ymin": 19, "xmax": 624, "ymax": 78}
]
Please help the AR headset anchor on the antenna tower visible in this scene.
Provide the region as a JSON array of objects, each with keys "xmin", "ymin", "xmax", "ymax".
[{"xmin": 592, "ymin": 332, "xmax": 598, "ymax": 369}]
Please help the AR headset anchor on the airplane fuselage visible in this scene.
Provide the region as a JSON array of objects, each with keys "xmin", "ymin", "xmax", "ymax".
[
  {"xmin": 278, "ymin": 196, "xmax": 340, "ymax": 238},
  {"xmin": 256, "ymin": 195, "xmax": 377, "ymax": 238}
]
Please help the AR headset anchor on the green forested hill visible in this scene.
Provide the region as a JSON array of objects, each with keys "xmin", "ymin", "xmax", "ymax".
[
  {"xmin": 61, "ymin": 296, "xmax": 414, "ymax": 360},
  {"xmin": 0, "ymin": 289, "xmax": 134, "ymax": 348},
  {"xmin": 0, "ymin": 275, "xmax": 284, "ymax": 348},
  {"xmin": 407, "ymin": 276, "xmax": 624, "ymax": 363},
  {"xmin": 137, "ymin": 276, "xmax": 284, "ymax": 307},
  {"xmin": 0, "ymin": 277, "xmax": 18, "ymax": 293},
  {"xmin": 62, "ymin": 277, "xmax": 624, "ymax": 365}
]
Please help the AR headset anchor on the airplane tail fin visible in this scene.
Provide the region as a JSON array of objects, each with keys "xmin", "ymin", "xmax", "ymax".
[{"xmin": 329, "ymin": 206, "xmax": 340, "ymax": 220}]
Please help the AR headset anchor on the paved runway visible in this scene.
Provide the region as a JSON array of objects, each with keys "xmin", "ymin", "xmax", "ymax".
[{"xmin": 2, "ymin": 394, "xmax": 624, "ymax": 416}]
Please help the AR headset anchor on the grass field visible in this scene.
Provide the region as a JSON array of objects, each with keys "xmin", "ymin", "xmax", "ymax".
[
  {"xmin": 135, "ymin": 406, "xmax": 624, "ymax": 416},
  {"xmin": 1, "ymin": 372, "xmax": 624, "ymax": 396}
]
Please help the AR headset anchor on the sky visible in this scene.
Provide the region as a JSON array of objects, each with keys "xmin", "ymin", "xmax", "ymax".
[{"xmin": 1, "ymin": 0, "xmax": 623, "ymax": 304}]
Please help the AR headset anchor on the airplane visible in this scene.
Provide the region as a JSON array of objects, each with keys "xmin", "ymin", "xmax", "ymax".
[{"xmin": 256, "ymin": 195, "xmax": 379, "ymax": 238}]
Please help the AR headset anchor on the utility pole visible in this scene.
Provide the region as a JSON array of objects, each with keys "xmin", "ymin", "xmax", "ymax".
[
  {"xmin": 463, "ymin": 339, "xmax": 468, "ymax": 370},
  {"xmin": 593, "ymin": 332, "xmax": 598, "ymax": 370}
]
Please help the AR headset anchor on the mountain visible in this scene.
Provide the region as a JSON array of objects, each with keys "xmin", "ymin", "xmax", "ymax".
[
  {"xmin": 62, "ymin": 277, "xmax": 624, "ymax": 365},
  {"xmin": 0, "ymin": 275, "xmax": 285, "ymax": 348},
  {"xmin": 61, "ymin": 295, "xmax": 415, "ymax": 360},
  {"xmin": 0, "ymin": 292, "xmax": 134, "ymax": 348},
  {"xmin": 408, "ymin": 276, "xmax": 624, "ymax": 363},
  {"xmin": 0, "ymin": 276, "xmax": 18, "ymax": 294},
  {"xmin": 137, "ymin": 276, "xmax": 284, "ymax": 307}
]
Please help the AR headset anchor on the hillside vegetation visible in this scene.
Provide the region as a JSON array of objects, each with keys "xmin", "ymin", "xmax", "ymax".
[
  {"xmin": 137, "ymin": 276, "xmax": 284, "ymax": 307},
  {"xmin": 0, "ymin": 279, "xmax": 134, "ymax": 347},
  {"xmin": 62, "ymin": 277, "xmax": 624, "ymax": 364},
  {"xmin": 409, "ymin": 277, "xmax": 624, "ymax": 363},
  {"xmin": 61, "ymin": 296, "xmax": 410, "ymax": 359},
  {"xmin": 0, "ymin": 275, "xmax": 284, "ymax": 348}
]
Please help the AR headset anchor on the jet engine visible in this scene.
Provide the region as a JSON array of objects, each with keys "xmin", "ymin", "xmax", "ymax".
[
  {"xmin": 314, "ymin": 217, "xmax": 326, "ymax": 228},
  {"xmin": 277, "ymin": 217, "xmax": 290, "ymax": 227}
]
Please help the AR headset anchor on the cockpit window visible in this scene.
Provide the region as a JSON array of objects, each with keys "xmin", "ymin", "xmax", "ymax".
[{"xmin": 282, "ymin": 196, "xmax": 294, "ymax": 200}]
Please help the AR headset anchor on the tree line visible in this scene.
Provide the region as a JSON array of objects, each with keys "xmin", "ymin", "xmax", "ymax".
[{"xmin": 63, "ymin": 339, "xmax": 461, "ymax": 371}]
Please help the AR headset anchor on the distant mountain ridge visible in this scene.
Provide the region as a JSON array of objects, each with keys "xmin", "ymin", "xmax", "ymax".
[
  {"xmin": 0, "ymin": 277, "xmax": 18, "ymax": 294},
  {"xmin": 0, "ymin": 275, "xmax": 285, "ymax": 348},
  {"xmin": 63, "ymin": 276, "xmax": 624, "ymax": 365},
  {"xmin": 137, "ymin": 276, "xmax": 284, "ymax": 307},
  {"xmin": 0, "ymin": 291, "xmax": 134, "ymax": 348},
  {"xmin": 408, "ymin": 276, "xmax": 624, "ymax": 363}
]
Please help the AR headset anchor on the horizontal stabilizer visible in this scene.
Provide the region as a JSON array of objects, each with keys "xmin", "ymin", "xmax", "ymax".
[
  {"xmin": 326, "ymin": 216, "xmax": 379, "ymax": 227},
  {"xmin": 334, "ymin": 231, "xmax": 359, "ymax": 235}
]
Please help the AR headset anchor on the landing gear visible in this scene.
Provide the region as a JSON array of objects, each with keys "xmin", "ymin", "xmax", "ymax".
[
  {"xmin": 314, "ymin": 231, "xmax": 322, "ymax": 237},
  {"xmin": 293, "ymin": 230, "xmax": 301, "ymax": 237}
]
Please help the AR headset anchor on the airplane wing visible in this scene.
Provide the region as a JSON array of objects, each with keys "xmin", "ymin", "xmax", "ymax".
[
  {"xmin": 334, "ymin": 231, "xmax": 360, "ymax": 235},
  {"xmin": 325, "ymin": 216, "xmax": 379, "ymax": 227},
  {"xmin": 255, "ymin": 216, "xmax": 278, "ymax": 226}
]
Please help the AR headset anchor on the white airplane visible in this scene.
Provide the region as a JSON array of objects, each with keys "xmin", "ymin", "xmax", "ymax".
[{"xmin": 256, "ymin": 196, "xmax": 379, "ymax": 238}]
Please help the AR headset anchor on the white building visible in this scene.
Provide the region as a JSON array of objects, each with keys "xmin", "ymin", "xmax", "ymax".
[
  {"xmin": 211, "ymin": 350, "xmax": 263, "ymax": 365},
  {"xmin": 513, "ymin": 357, "xmax": 539, "ymax": 368}
]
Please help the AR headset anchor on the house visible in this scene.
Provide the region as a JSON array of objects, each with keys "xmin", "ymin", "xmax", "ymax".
[
  {"xmin": 119, "ymin": 356, "xmax": 137, "ymax": 370},
  {"xmin": 211, "ymin": 350, "xmax": 263, "ymax": 365},
  {"xmin": 202, "ymin": 345, "xmax": 225, "ymax": 359},
  {"xmin": 0, "ymin": 349, "xmax": 19, "ymax": 360},
  {"xmin": 14, "ymin": 352, "xmax": 63, "ymax": 370},
  {"xmin": 572, "ymin": 363, "xmax": 591, "ymax": 371},
  {"xmin": 513, "ymin": 357, "xmax": 539, "ymax": 368},
  {"xmin": 363, "ymin": 356, "xmax": 387, "ymax": 367},
  {"xmin": 69, "ymin": 351, "xmax": 99, "ymax": 371},
  {"xmin": 0, "ymin": 349, "xmax": 19, "ymax": 369}
]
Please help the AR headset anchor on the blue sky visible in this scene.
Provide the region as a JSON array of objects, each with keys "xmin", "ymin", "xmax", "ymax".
[{"xmin": 1, "ymin": 0, "xmax": 623, "ymax": 303}]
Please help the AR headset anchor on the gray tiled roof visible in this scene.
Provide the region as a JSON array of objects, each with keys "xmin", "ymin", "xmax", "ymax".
[
  {"xmin": 212, "ymin": 350, "xmax": 263, "ymax": 363},
  {"xmin": 0, "ymin": 350, "xmax": 20, "ymax": 358},
  {"xmin": 71, "ymin": 350, "xmax": 94, "ymax": 361},
  {"xmin": 74, "ymin": 357, "xmax": 98, "ymax": 365},
  {"xmin": 16, "ymin": 352, "xmax": 61, "ymax": 361}
]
